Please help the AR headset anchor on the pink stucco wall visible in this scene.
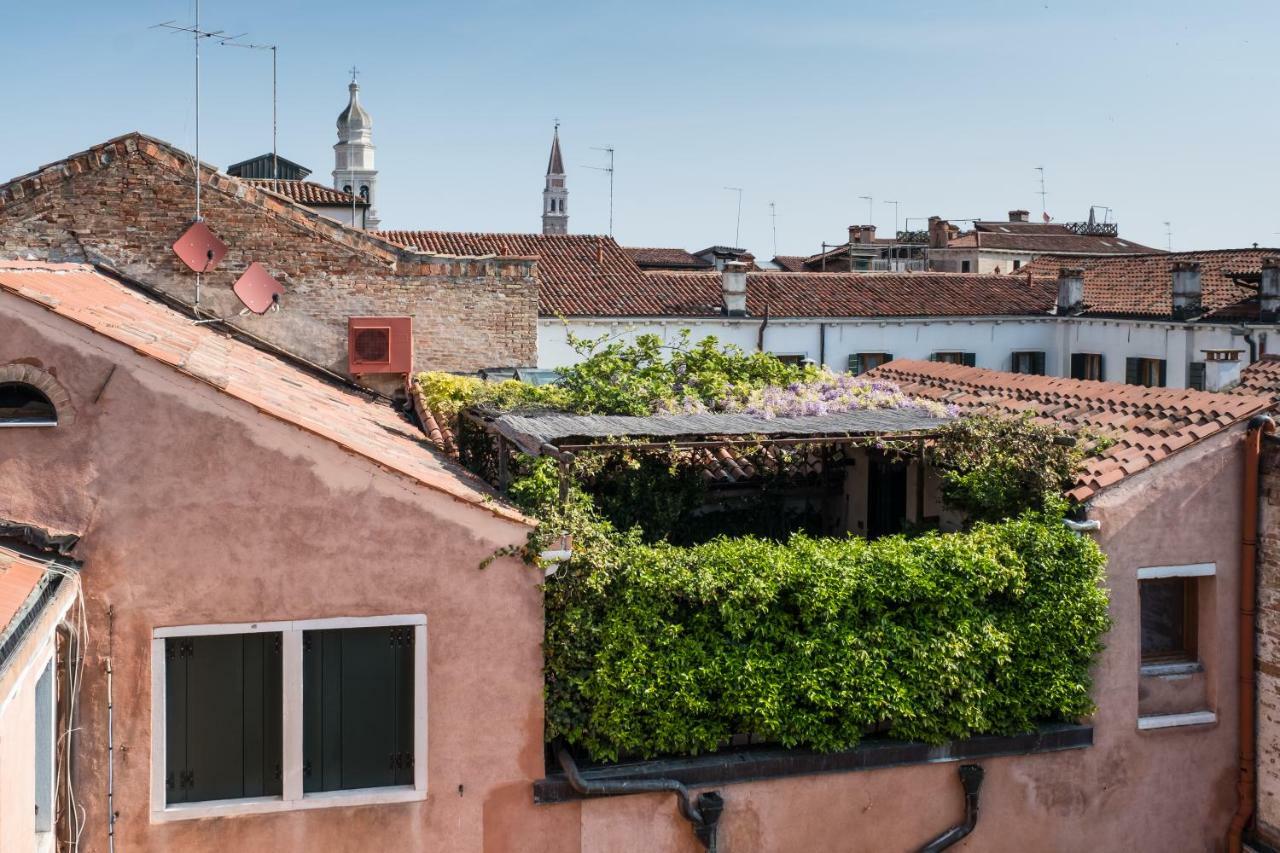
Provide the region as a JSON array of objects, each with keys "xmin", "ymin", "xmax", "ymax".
[
  {"xmin": 1, "ymin": 287, "xmax": 1250, "ymax": 852},
  {"xmin": 0, "ymin": 293, "xmax": 576, "ymax": 853}
]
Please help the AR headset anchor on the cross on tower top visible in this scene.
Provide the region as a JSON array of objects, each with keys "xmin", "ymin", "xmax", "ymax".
[{"xmin": 349, "ymin": 65, "xmax": 360, "ymax": 83}]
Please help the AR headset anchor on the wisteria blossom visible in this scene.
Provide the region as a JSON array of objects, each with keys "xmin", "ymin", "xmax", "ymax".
[{"xmin": 660, "ymin": 370, "xmax": 956, "ymax": 419}]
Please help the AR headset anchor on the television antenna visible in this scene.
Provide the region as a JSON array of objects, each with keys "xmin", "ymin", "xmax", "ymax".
[
  {"xmin": 769, "ymin": 201, "xmax": 778, "ymax": 258},
  {"xmin": 883, "ymin": 200, "xmax": 900, "ymax": 239},
  {"xmin": 1164, "ymin": 221, "xmax": 1173, "ymax": 252},
  {"xmin": 1035, "ymin": 166, "xmax": 1048, "ymax": 220},
  {"xmin": 152, "ymin": 3, "xmax": 245, "ymax": 312},
  {"xmin": 858, "ymin": 195, "xmax": 873, "ymax": 230},
  {"xmin": 219, "ymin": 39, "xmax": 279, "ymax": 179},
  {"xmin": 584, "ymin": 146, "xmax": 615, "ymax": 236},
  {"xmin": 724, "ymin": 187, "xmax": 744, "ymax": 248}
]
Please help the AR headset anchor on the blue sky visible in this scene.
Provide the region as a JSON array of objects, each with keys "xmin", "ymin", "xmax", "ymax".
[{"xmin": 5, "ymin": 1, "xmax": 1278, "ymax": 254}]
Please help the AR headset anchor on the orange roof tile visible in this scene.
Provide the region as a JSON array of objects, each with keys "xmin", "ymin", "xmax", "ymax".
[
  {"xmin": 244, "ymin": 179, "xmax": 367, "ymax": 207},
  {"xmin": 1234, "ymin": 354, "xmax": 1280, "ymax": 400},
  {"xmin": 0, "ymin": 554, "xmax": 45, "ymax": 636},
  {"xmin": 868, "ymin": 359, "xmax": 1274, "ymax": 502},
  {"xmin": 0, "ymin": 261, "xmax": 530, "ymax": 525}
]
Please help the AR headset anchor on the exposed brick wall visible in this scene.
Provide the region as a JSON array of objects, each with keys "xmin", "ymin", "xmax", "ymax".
[
  {"xmin": 1257, "ymin": 436, "xmax": 1280, "ymax": 845},
  {"xmin": 0, "ymin": 134, "xmax": 538, "ymax": 379}
]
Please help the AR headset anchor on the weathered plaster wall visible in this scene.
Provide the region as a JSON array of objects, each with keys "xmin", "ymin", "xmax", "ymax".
[
  {"xmin": 1255, "ymin": 435, "xmax": 1280, "ymax": 845},
  {"xmin": 0, "ymin": 294, "xmax": 574, "ymax": 852},
  {"xmin": 0, "ymin": 134, "xmax": 538, "ymax": 377}
]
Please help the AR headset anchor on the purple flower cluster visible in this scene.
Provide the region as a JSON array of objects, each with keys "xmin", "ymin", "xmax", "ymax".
[{"xmin": 728, "ymin": 371, "xmax": 956, "ymax": 420}]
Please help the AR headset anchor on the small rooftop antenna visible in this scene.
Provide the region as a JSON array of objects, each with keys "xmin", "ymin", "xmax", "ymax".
[
  {"xmin": 219, "ymin": 38, "xmax": 279, "ymax": 179},
  {"xmin": 769, "ymin": 201, "xmax": 778, "ymax": 258},
  {"xmin": 884, "ymin": 200, "xmax": 900, "ymax": 239},
  {"xmin": 152, "ymin": 3, "xmax": 244, "ymax": 312},
  {"xmin": 1035, "ymin": 166, "xmax": 1048, "ymax": 220},
  {"xmin": 858, "ymin": 195, "xmax": 873, "ymax": 230},
  {"xmin": 1164, "ymin": 221, "xmax": 1173, "ymax": 252},
  {"xmin": 584, "ymin": 146, "xmax": 615, "ymax": 236},
  {"xmin": 724, "ymin": 187, "xmax": 744, "ymax": 248}
]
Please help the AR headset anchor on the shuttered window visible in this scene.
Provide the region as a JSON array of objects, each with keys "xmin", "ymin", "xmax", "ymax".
[
  {"xmin": 848, "ymin": 353, "xmax": 892, "ymax": 375},
  {"xmin": 1189, "ymin": 361, "xmax": 1206, "ymax": 391},
  {"xmin": 1071, "ymin": 353, "xmax": 1104, "ymax": 381},
  {"xmin": 303, "ymin": 626, "xmax": 415, "ymax": 793},
  {"xmin": 1011, "ymin": 351, "xmax": 1046, "ymax": 375},
  {"xmin": 931, "ymin": 352, "xmax": 976, "ymax": 366},
  {"xmin": 1126, "ymin": 357, "xmax": 1167, "ymax": 388},
  {"xmin": 165, "ymin": 633, "xmax": 283, "ymax": 805}
]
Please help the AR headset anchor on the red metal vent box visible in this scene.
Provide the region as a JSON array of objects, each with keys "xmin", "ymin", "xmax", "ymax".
[{"xmin": 348, "ymin": 317, "xmax": 413, "ymax": 374}]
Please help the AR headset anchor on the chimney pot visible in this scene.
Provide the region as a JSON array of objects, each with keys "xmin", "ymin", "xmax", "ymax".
[
  {"xmin": 1171, "ymin": 261, "xmax": 1202, "ymax": 320},
  {"xmin": 1260, "ymin": 257, "xmax": 1280, "ymax": 321},
  {"xmin": 1056, "ymin": 267, "xmax": 1085, "ymax": 315},
  {"xmin": 1009, "ymin": 210, "xmax": 1030, "ymax": 223},
  {"xmin": 722, "ymin": 261, "xmax": 748, "ymax": 316}
]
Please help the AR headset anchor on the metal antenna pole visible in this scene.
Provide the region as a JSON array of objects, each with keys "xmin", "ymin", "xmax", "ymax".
[
  {"xmin": 1036, "ymin": 166, "xmax": 1048, "ymax": 220},
  {"xmin": 219, "ymin": 39, "xmax": 280, "ymax": 177},
  {"xmin": 152, "ymin": 10, "xmax": 242, "ymax": 312},
  {"xmin": 859, "ymin": 195, "xmax": 872, "ymax": 229},
  {"xmin": 884, "ymin": 200, "xmax": 900, "ymax": 238},
  {"xmin": 1164, "ymin": 221, "xmax": 1173, "ymax": 252},
  {"xmin": 769, "ymin": 201, "xmax": 777, "ymax": 258},
  {"xmin": 586, "ymin": 146, "xmax": 615, "ymax": 236},
  {"xmin": 725, "ymin": 187, "xmax": 743, "ymax": 247}
]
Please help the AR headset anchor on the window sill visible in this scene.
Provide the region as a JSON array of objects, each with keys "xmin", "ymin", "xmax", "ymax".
[
  {"xmin": 1137, "ymin": 710, "xmax": 1217, "ymax": 731},
  {"xmin": 150, "ymin": 785, "xmax": 424, "ymax": 823},
  {"xmin": 1140, "ymin": 661, "xmax": 1203, "ymax": 678}
]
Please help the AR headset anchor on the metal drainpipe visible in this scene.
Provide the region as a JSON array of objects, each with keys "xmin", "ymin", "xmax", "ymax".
[
  {"xmin": 556, "ymin": 745, "xmax": 724, "ymax": 851},
  {"xmin": 919, "ymin": 764, "xmax": 985, "ymax": 853},
  {"xmin": 1228, "ymin": 414, "xmax": 1276, "ymax": 853}
]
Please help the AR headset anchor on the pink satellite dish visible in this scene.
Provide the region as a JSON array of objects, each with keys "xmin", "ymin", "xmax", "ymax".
[
  {"xmin": 232, "ymin": 262, "xmax": 284, "ymax": 315},
  {"xmin": 172, "ymin": 221, "xmax": 228, "ymax": 272}
]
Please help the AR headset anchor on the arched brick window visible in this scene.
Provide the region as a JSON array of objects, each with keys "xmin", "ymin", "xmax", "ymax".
[{"xmin": 0, "ymin": 364, "xmax": 74, "ymax": 427}]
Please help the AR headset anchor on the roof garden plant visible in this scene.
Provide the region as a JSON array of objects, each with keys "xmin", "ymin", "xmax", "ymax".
[{"xmin": 417, "ymin": 334, "xmax": 1111, "ymax": 763}]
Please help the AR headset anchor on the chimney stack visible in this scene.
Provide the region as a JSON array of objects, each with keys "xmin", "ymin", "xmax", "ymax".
[
  {"xmin": 928, "ymin": 216, "xmax": 949, "ymax": 249},
  {"xmin": 1009, "ymin": 210, "xmax": 1030, "ymax": 223},
  {"xmin": 1261, "ymin": 257, "xmax": 1280, "ymax": 321},
  {"xmin": 1171, "ymin": 261, "xmax": 1202, "ymax": 320},
  {"xmin": 848, "ymin": 225, "xmax": 876, "ymax": 245},
  {"xmin": 1056, "ymin": 267, "xmax": 1084, "ymax": 315},
  {"xmin": 722, "ymin": 261, "xmax": 748, "ymax": 316}
]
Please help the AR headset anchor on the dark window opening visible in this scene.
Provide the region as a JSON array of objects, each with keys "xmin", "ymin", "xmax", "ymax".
[
  {"xmin": 773, "ymin": 354, "xmax": 808, "ymax": 367},
  {"xmin": 961, "ymin": 260, "xmax": 972, "ymax": 273},
  {"xmin": 1011, "ymin": 351, "xmax": 1046, "ymax": 375},
  {"xmin": 931, "ymin": 352, "xmax": 976, "ymax": 367},
  {"xmin": 1071, "ymin": 353, "xmax": 1104, "ymax": 381},
  {"xmin": 1126, "ymin": 357, "xmax": 1167, "ymax": 388},
  {"xmin": 1012, "ymin": 259, "xmax": 1022, "ymax": 270},
  {"xmin": 165, "ymin": 633, "xmax": 283, "ymax": 804},
  {"xmin": 359, "ymin": 186, "xmax": 369, "ymax": 201},
  {"xmin": 1140, "ymin": 577, "xmax": 1197, "ymax": 663},
  {"xmin": 0, "ymin": 382, "xmax": 57, "ymax": 426},
  {"xmin": 867, "ymin": 455, "xmax": 908, "ymax": 538},
  {"xmin": 343, "ymin": 184, "xmax": 352, "ymax": 195},
  {"xmin": 848, "ymin": 353, "xmax": 893, "ymax": 375},
  {"xmin": 1189, "ymin": 361, "xmax": 1206, "ymax": 391},
  {"xmin": 303, "ymin": 626, "xmax": 415, "ymax": 793}
]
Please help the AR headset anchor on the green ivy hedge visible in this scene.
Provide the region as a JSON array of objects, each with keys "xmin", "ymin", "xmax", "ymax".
[{"xmin": 544, "ymin": 513, "xmax": 1109, "ymax": 762}]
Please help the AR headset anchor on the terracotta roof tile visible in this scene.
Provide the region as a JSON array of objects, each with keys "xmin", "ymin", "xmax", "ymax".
[
  {"xmin": 0, "ymin": 260, "xmax": 528, "ymax": 525},
  {"xmin": 949, "ymin": 225, "xmax": 1160, "ymax": 254},
  {"xmin": 1022, "ymin": 249, "xmax": 1277, "ymax": 318},
  {"xmin": 1234, "ymin": 355, "xmax": 1280, "ymax": 400},
  {"xmin": 541, "ymin": 270, "xmax": 1058, "ymax": 318},
  {"xmin": 244, "ymin": 179, "xmax": 366, "ymax": 207},
  {"xmin": 623, "ymin": 247, "xmax": 714, "ymax": 271},
  {"xmin": 868, "ymin": 359, "xmax": 1274, "ymax": 502}
]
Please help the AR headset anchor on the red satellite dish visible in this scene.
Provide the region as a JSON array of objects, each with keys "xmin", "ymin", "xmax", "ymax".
[
  {"xmin": 233, "ymin": 262, "xmax": 284, "ymax": 315},
  {"xmin": 172, "ymin": 221, "xmax": 228, "ymax": 272}
]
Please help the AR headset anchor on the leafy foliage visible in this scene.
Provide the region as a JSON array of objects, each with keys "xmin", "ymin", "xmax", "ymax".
[
  {"xmin": 542, "ymin": 513, "xmax": 1110, "ymax": 761},
  {"xmin": 926, "ymin": 413, "xmax": 1111, "ymax": 522}
]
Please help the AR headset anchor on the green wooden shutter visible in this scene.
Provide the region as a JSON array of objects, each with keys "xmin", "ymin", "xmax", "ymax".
[
  {"xmin": 1097, "ymin": 355, "xmax": 1106, "ymax": 381},
  {"xmin": 165, "ymin": 634, "xmax": 281, "ymax": 805},
  {"xmin": 1031, "ymin": 352, "xmax": 1046, "ymax": 375},
  {"xmin": 1189, "ymin": 362, "xmax": 1206, "ymax": 391},
  {"xmin": 1157, "ymin": 359, "xmax": 1168, "ymax": 387},
  {"xmin": 1070, "ymin": 354, "xmax": 1084, "ymax": 379},
  {"xmin": 1126, "ymin": 357, "xmax": 1140, "ymax": 385},
  {"xmin": 304, "ymin": 626, "xmax": 415, "ymax": 793},
  {"xmin": 963, "ymin": 353, "xmax": 976, "ymax": 367},
  {"xmin": 848, "ymin": 354, "xmax": 862, "ymax": 375},
  {"xmin": 929, "ymin": 352, "xmax": 940, "ymax": 363},
  {"xmin": 883, "ymin": 353, "xmax": 893, "ymax": 364}
]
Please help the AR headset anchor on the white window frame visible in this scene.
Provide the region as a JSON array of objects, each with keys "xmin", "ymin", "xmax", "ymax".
[
  {"xmin": 1137, "ymin": 562, "xmax": 1215, "ymax": 580},
  {"xmin": 149, "ymin": 614, "xmax": 427, "ymax": 822}
]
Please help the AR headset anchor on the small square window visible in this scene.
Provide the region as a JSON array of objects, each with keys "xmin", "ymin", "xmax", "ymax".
[
  {"xmin": 1072, "ymin": 353, "xmax": 1104, "ymax": 381},
  {"xmin": 1140, "ymin": 577, "xmax": 1197, "ymax": 663}
]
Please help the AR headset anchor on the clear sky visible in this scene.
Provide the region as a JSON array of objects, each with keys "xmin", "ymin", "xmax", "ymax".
[{"xmin": 5, "ymin": 1, "xmax": 1278, "ymax": 255}]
